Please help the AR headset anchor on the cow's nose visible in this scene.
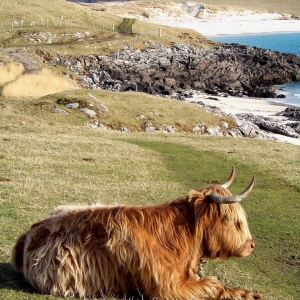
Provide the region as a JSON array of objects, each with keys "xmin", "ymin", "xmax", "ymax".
[{"xmin": 251, "ymin": 242, "xmax": 255, "ymax": 249}]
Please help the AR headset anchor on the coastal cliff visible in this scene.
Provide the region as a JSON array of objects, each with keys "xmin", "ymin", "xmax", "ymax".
[{"xmin": 39, "ymin": 42, "xmax": 300, "ymax": 99}]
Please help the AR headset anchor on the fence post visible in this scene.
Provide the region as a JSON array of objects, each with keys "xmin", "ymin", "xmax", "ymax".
[
  {"xmin": 11, "ymin": 20, "xmax": 14, "ymax": 30},
  {"xmin": 46, "ymin": 18, "xmax": 49, "ymax": 28},
  {"xmin": 112, "ymin": 24, "xmax": 114, "ymax": 31},
  {"xmin": 159, "ymin": 27, "xmax": 161, "ymax": 37},
  {"xmin": 102, "ymin": 23, "xmax": 104, "ymax": 30}
]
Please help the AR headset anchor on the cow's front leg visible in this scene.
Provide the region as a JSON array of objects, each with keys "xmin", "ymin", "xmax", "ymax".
[
  {"xmin": 218, "ymin": 286, "xmax": 262, "ymax": 300},
  {"xmin": 162, "ymin": 277, "xmax": 262, "ymax": 300}
]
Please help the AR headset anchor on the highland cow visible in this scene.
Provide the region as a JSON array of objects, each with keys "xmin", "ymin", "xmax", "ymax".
[{"xmin": 12, "ymin": 167, "xmax": 262, "ymax": 299}]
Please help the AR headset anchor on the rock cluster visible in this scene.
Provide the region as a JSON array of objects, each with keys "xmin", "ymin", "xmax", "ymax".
[
  {"xmin": 39, "ymin": 42, "xmax": 300, "ymax": 98},
  {"xmin": 235, "ymin": 112, "xmax": 300, "ymax": 138},
  {"xmin": 53, "ymin": 96, "xmax": 299, "ymax": 142}
]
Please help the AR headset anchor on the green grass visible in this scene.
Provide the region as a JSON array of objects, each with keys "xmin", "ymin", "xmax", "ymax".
[
  {"xmin": 0, "ymin": 124, "xmax": 299, "ymax": 299},
  {"xmin": 0, "ymin": 90, "xmax": 236, "ymax": 131},
  {"xmin": 118, "ymin": 18, "xmax": 136, "ymax": 33}
]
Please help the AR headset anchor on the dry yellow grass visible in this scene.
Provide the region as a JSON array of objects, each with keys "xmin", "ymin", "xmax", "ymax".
[
  {"xmin": 0, "ymin": 62, "xmax": 25, "ymax": 85},
  {"xmin": 2, "ymin": 68, "xmax": 78, "ymax": 98}
]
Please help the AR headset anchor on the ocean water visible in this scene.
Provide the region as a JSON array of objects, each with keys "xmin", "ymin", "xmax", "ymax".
[{"xmin": 209, "ymin": 32, "xmax": 300, "ymax": 107}]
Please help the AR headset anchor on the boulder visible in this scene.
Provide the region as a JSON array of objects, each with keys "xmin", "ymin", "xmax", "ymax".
[
  {"xmin": 80, "ymin": 108, "xmax": 97, "ymax": 118},
  {"xmin": 276, "ymin": 106, "xmax": 300, "ymax": 121}
]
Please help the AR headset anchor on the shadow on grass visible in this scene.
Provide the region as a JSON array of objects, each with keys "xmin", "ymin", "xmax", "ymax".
[{"xmin": 0, "ymin": 262, "xmax": 35, "ymax": 293}]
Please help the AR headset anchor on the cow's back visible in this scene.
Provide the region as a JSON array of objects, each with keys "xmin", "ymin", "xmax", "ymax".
[{"xmin": 13, "ymin": 205, "xmax": 126, "ymax": 298}]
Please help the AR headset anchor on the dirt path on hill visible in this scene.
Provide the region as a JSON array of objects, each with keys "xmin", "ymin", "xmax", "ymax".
[{"xmin": 2, "ymin": 47, "xmax": 41, "ymax": 73}]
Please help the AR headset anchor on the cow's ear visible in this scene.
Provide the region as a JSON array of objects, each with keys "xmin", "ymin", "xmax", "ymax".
[{"xmin": 189, "ymin": 190, "xmax": 203, "ymax": 202}]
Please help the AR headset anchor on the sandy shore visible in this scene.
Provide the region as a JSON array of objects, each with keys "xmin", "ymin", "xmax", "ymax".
[
  {"xmin": 190, "ymin": 94, "xmax": 287, "ymax": 117},
  {"xmin": 187, "ymin": 93, "xmax": 300, "ymax": 145},
  {"xmin": 146, "ymin": 6, "xmax": 300, "ymax": 36},
  {"xmin": 149, "ymin": 18, "xmax": 300, "ymax": 36}
]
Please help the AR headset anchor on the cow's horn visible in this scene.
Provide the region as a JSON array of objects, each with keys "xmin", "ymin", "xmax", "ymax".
[
  {"xmin": 210, "ymin": 176, "xmax": 255, "ymax": 204},
  {"xmin": 221, "ymin": 166, "xmax": 235, "ymax": 188}
]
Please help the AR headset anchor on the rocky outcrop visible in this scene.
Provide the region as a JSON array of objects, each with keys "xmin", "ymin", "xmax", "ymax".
[
  {"xmin": 39, "ymin": 42, "xmax": 300, "ymax": 99},
  {"xmin": 275, "ymin": 106, "xmax": 300, "ymax": 120},
  {"xmin": 235, "ymin": 113, "xmax": 300, "ymax": 138}
]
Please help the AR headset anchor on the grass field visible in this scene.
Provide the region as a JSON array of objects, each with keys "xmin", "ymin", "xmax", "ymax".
[{"xmin": 0, "ymin": 92, "xmax": 299, "ymax": 300}]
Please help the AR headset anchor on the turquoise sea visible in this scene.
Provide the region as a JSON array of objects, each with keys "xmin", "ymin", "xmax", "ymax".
[{"xmin": 209, "ymin": 32, "xmax": 300, "ymax": 107}]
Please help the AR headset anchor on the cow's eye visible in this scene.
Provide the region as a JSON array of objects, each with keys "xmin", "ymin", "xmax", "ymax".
[{"xmin": 235, "ymin": 221, "xmax": 242, "ymax": 231}]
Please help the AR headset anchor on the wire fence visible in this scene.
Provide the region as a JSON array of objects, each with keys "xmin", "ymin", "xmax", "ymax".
[{"xmin": 0, "ymin": 18, "xmax": 164, "ymax": 38}]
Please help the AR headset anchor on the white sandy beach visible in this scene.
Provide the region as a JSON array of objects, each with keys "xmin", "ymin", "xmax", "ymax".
[
  {"xmin": 145, "ymin": 4, "xmax": 300, "ymax": 36},
  {"xmin": 190, "ymin": 94, "xmax": 286, "ymax": 116},
  {"xmin": 147, "ymin": 17, "xmax": 300, "ymax": 36}
]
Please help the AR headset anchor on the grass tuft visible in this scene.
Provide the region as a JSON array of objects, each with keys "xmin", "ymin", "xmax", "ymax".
[
  {"xmin": 0, "ymin": 62, "xmax": 25, "ymax": 85},
  {"xmin": 1, "ymin": 68, "xmax": 78, "ymax": 98}
]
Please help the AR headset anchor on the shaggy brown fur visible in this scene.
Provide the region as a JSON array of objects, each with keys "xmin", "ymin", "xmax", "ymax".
[{"xmin": 12, "ymin": 184, "xmax": 262, "ymax": 299}]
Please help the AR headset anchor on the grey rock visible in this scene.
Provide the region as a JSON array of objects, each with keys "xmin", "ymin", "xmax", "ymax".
[
  {"xmin": 276, "ymin": 106, "xmax": 300, "ymax": 121},
  {"xmin": 80, "ymin": 108, "xmax": 97, "ymax": 118},
  {"xmin": 66, "ymin": 102, "xmax": 79, "ymax": 109},
  {"xmin": 166, "ymin": 126, "xmax": 175, "ymax": 133},
  {"xmin": 52, "ymin": 107, "xmax": 68, "ymax": 114},
  {"xmin": 238, "ymin": 121, "xmax": 260, "ymax": 138},
  {"xmin": 206, "ymin": 126, "xmax": 223, "ymax": 136},
  {"xmin": 136, "ymin": 114, "xmax": 147, "ymax": 120},
  {"xmin": 221, "ymin": 121, "xmax": 229, "ymax": 129},
  {"xmin": 228, "ymin": 128, "xmax": 243, "ymax": 137},
  {"xmin": 144, "ymin": 126, "xmax": 156, "ymax": 132},
  {"xmin": 118, "ymin": 126, "xmax": 131, "ymax": 132},
  {"xmin": 87, "ymin": 120, "xmax": 107, "ymax": 129}
]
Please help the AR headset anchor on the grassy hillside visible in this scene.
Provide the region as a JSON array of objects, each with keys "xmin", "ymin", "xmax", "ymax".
[
  {"xmin": 0, "ymin": 0, "xmax": 215, "ymax": 60},
  {"xmin": 0, "ymin": 89, "xmax": 236, "ymax": 131},
  {"xmin": 0, "ymin": 0, "xmax": 121, "ymax": 28}
]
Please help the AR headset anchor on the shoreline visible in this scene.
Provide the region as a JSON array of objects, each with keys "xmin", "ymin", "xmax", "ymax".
[
  {"xmin": 188, "ymin": 93, "xmax": 288, "ymax": 117},
  {"xmin": 145, "ymin": 8, "xmax": 300, "ymax": 36},
  {"xmin": 146, "ymin": 9, "xmax": 300, "ymax": 145},
  {"xmin": 148, "ymin": 19, "xmax": 300, "ymax": 36},
  {"xmin": 186, "ymin": 93, "xmax": 300, "ymax": 145},
  {"xmin": 208, "ymin": 30, "xmax": 300, "ymax": 37}
]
